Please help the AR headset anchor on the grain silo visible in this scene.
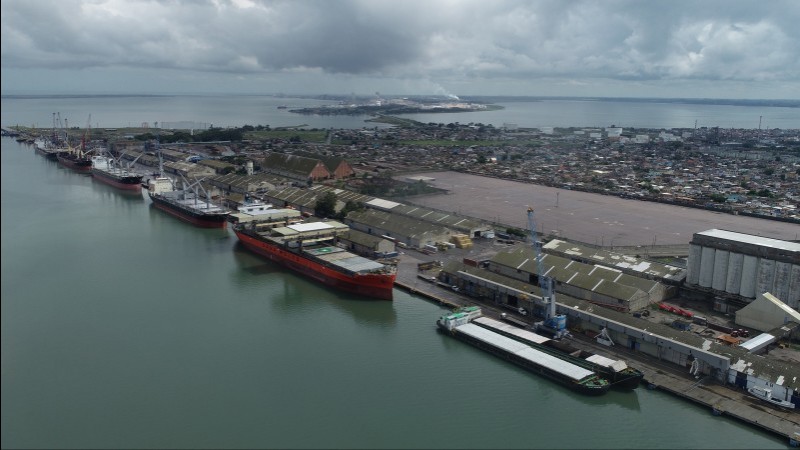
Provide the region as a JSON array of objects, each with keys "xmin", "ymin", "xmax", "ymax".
[{"xmin": 687, "ymin": 229, "xmax": 800, "ymax": 310}]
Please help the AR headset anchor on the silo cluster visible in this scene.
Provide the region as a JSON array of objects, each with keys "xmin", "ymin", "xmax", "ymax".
[{"xmin": 687, "ymin": 229, "xmax": 800, "ymax": 310}]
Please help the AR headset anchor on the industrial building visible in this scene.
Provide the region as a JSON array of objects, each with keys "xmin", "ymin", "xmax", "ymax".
[
  {"xmin": 365, "ymin": 198, "xmax": 491, "ymax": 238},
  {"xmin": 344, "ymin": 209, "xmax": 453, "ymax": 249},
  {"xmin": 687, "ymin": 229, "xmax": 800, "ymax": 310},
  {"xmin": 735, "ymin": 292, "xmax": 800, "ymax": 333},
  {"xmin": 484, "ymin": 247, "xmax": 671, "ymax": 311},
  {"xmin": 258, "ymin": 185, "xmax": 494, "ymax": 249},
  {"xmin": 543, "ymin": 239, "xmax": 686, "ymax": 284}
]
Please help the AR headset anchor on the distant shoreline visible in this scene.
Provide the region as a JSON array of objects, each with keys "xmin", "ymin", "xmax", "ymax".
[{"xmin": 2, "ymin": 93, "xmax": 797, "ymax": 108}]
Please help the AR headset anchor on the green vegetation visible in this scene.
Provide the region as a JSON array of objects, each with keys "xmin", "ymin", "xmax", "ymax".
[
  {"xmin": 314, "ymin": 192, "xmax": 337, "ymax": 219},
  {"xmin": 505, "ymin": 227, "xmax": 527, "ymax": 238},
  {"xmin": 244, "ymin": 129, "xmax": 327, "ymax": 143},
  {"xmin": 365, "ymin": 115, "xmax": 423, "ymax": 128}
]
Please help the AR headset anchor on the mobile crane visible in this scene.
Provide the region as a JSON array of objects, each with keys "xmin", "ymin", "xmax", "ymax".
[{"xmin": 527, "ymin": 206, "xmax": 568, "ymax": 338}]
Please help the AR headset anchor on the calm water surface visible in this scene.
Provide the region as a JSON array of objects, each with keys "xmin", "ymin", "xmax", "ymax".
[
  {"xmin": 2, "ymin": 95, "xmax": 798, "ymax": 130},
  {"xmin": 0, "ymin": 137, "xmax": 786, "ymax": 448}
]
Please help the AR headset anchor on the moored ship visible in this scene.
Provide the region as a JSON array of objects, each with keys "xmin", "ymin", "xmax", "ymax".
[
  {"xmin": 233, "ymin": 217, "xmax": 396, "ymax": 300},
  {"xmin": 475, "ymin": 316, "xmax": 643, "ymax": 389},
  {"xmin": 57, "ymin": 148, "xmax": 93, "ymax": 172},
  {"xmin": 91, "ymin": 155, "xmax": 144, "ymax": 191},
  {"xmin": 437, "ymin": 309, "xmax": 610, "ymax": 395},
  {"xmin": 34, "ymin": 139, "xmax": 61, "ymax": 161},
  {"xmin": 57, "ymin": 114, "xmax": 94, "ymax": 172},
  {"xmin": 147, "ymin": 176, "xmax": 229, "ymax": 228}
]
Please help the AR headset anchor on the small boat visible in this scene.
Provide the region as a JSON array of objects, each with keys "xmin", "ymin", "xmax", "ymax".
[{"xmin": 747, "ymin": 385, "xmax": 795, "ymax": 409}]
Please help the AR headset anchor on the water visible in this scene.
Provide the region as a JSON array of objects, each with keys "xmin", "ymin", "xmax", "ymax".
[
  {"xmin": 2, "ymin": 95, "xmax": 798, "ymax": 130},
  {"xmin": 1, "ymin": 136, "xmax": 787, "ymax": 448}
]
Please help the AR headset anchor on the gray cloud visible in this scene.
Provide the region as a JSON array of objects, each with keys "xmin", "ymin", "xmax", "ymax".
[{"xmin": 2, "ymin": 0, "xmax": 798, "ymax": 97}]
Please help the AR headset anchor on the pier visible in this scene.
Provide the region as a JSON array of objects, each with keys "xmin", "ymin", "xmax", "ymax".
[{"xmin": 393, "ymin": 250, "xmax": 800, "ymax": 445}]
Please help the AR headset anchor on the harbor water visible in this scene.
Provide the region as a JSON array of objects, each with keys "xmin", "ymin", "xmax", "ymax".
[
  {"xmin": 2, "ymin": 94, "xmax": 799, "ymax": 130},
  {"xmin": 1, "ymin": 136, "xmax": 788, "ymax": 448}
]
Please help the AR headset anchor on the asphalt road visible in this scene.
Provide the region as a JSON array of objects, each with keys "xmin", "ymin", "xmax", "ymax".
[{"xmin": 401, "ymin": 171, "xmax": 800, "ymax": 246}]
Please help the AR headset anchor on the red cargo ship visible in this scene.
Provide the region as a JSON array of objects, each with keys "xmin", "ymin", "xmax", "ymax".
[{"xmin": 234, "ymin": 219, "xmax": 396, "ymax": 300}]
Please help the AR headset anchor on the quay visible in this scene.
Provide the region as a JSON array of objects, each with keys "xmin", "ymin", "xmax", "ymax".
[{"xmin": 393, "ymin": 251, "xmax": 800, "ymax": 446}]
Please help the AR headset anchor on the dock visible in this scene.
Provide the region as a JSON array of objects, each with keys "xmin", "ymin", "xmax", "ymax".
[{"xmin": 393, "ymin": 251, "xmax": 800, "ymax": 446}]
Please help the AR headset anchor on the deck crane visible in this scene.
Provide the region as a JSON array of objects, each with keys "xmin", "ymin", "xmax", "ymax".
[{"xmin": 527, "ymin": 206, "xmax": 568, "ymax": 339}]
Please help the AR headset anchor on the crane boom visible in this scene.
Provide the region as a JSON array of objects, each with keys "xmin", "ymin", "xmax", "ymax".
[
  {"xmin": 527, "ymin": 206, "xmax": 553, "ymax": 302},
  {"xmin": 527, "ymin": 206, "xmax": 567, "ymax": 338}
]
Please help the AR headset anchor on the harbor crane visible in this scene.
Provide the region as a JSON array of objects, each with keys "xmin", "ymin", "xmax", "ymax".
[{"xmin": 527, "ymin": 206, "xmax": 568, "ymax": 339}]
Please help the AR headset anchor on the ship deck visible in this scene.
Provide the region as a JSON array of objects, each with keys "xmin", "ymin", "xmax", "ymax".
[
  {"xmin": 302, "ymin": 245, "xmax": 387, "ymax": 275},
  {"xmin": 455, "ymin": 323, "xmax": 596, "ymax": 383},
  {"xmin": 158, "ymin": 192, "xmax": 228, "ymax": 214},
  {"xmin": 94, "ymin": 167, "xmax": 142, "ymax": 178},
  {"xmin": 474, "ymin": 316, "xmax": 551, "ymax": 345},
  {"xmin": 474, "ymin": 316, "xmax": 630, "ymax": 373}
]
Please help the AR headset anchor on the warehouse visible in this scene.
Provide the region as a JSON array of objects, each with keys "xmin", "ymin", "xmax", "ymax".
[
  {"xmin": 735, "ymin": 292, "xmax": 800, "ymax": 333},
  {"xmin": 481, "ymin": 247, "xmax": 670, "ymax": 311},
  {"xmin": 543, "ymin": 239, "xmax": 686, "ymax": 285},
  {"xmin": 344, "ymin": 209, "xmax": 453, "ymax": 250},
  {"xmin": 686, "ymin": 229, "xmax": 800, "ymax": 309}
]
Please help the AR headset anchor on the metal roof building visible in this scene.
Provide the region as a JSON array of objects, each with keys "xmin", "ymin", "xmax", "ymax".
[
  {"xmin": 687, "ymin": 229, "xmax": 800, "ymax": 309},
  {"xmin": 543, "ymin": 239, "xmax": 686, "ymax": 284},
  {"xmin": 485, "ymin": 246, "xmax": 669, "ymax": 311},
  {"xmin": 735, "ymin": 292, "xmax": 800, "ymax": 332}
]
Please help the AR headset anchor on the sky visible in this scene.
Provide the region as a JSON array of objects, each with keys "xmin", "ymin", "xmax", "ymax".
[{"xmin": 2, "ymin": 0, "xmax": 799, "ymax": 99}]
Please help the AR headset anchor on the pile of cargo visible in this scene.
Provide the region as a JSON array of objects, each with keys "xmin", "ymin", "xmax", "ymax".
[{"xmin": 451, "ymin": 234, "xmax": 473, "ymax": 249}]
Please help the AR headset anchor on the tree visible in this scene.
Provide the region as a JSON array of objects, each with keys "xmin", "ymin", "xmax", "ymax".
[
  {"xmin": 335, "ymin": 200, "xmax": 365, "ymax": 220},
  {"xmin": 315, "ymin": 192, "xmax": 337, "ymax": 218}
]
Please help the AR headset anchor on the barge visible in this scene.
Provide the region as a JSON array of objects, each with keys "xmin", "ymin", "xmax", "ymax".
[
  {"xmin": 437, "ymin": 311, "xmax": 610, "ymax": 395},
  {"xmin": 474, "ymin": 316, "xmax": 643, "ymax": 390}
]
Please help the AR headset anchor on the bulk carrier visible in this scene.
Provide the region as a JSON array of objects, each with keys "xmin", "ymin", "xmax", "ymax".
[
  {"xmin": 437, "ymin": 308, "xmax": 610, "ymax": 396},
  {"xmin": 233, "ymin": 216, "xmax": 396, "ymax": 300},
  {"xmin": 147, "ymin": 176, "xmax": 229, "ymax": 228},
  {"xmin": 57, "ymin": 148, "xmax": 92, "ymax": 172},
  {"xmin": 91, "ymin": 154, "xmax": 144, "ymax": 192}
]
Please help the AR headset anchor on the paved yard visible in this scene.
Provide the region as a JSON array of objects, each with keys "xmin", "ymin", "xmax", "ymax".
[{"xmin": 400, "ymin": 171, "xmax": 799, "ymax": 246}]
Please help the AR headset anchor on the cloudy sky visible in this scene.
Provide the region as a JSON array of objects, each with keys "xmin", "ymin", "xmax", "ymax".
[{"xmin": 2, "ymin": 0, "xmax": 798, "ymax": 99}]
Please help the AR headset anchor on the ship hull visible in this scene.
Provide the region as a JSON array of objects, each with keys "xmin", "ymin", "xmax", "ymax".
[
  {"xmin": 35, "ymin": 146, "xmax": 59, "ymax": 161},
  {"xmin": 234, "ymin": 229, "xmax": 395, "ymax": 300},
  {"xmin": 149, "ymin": 193, "xmax": 228, "ymax": 228},
  {"xmin": 57, "ymin": 154, "xmax": 92, "ymax": 172},
  {"xmin": 92, "ymin": 168, "xmax": 143, "ymax": 192},
  {"xmin": 437, "ymin": 321, "xmax": 609, "ymax": 396},
  {"xmin": 476, "ymin": 317, "xmax": 643, "ymax": 390}
]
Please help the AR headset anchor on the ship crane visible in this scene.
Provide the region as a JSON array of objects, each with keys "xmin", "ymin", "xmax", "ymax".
[{"xmin": 527, "ymin": 206, "xmax": 568, "ymax": 339}]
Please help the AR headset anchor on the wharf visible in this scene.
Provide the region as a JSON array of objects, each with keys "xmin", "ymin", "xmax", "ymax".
[{"xmin": 393, "ymin": 252, "xmax": 800, "ymax": 445}]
